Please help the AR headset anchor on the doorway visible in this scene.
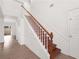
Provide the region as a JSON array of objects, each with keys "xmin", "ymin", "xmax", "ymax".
[
  {"xmin": 68, "ymin": 9, "xmax": 79, "ymax": 59},
  {"xmin": 4, "ymin": 26, "xmax": 12, "ymax": 48},
  {"xmin": 4, "ymin": 26, "xmax": 11, "ymax": 35}
]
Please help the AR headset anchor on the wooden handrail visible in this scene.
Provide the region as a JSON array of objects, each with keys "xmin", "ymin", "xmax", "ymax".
[{"xmin": 21, "ymin": 5, "xmax": 53, "ymax": 40}]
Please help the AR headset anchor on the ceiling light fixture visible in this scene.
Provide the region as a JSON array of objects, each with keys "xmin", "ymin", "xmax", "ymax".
[{"xmin": 49, "ymin": 0, "xmax": 54, "ymax": 8}]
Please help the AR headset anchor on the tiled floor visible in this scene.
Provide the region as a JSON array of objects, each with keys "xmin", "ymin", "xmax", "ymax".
[{"xmin": 0, "ymin": 35, "xmax": 76, "ymax": 59}]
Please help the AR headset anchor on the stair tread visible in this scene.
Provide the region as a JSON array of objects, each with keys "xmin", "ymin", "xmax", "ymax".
[{"xmin": 52, "ymin": 48, "xmax": 61, "ymax": 58}]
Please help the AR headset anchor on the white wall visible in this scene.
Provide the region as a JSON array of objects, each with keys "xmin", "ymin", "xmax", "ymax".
[
  {"xmin": 31, "ymin": 0, "xmax": 79, "ymax": 58},
  {"xmin": 0, "ymin": 6, "xmax": 4, "ymax": 43},
  {"xmin": 1, "ymin": 0, "xmax": 31, "ymax": 17},
  {"xmin": 2, "ymin": 0, "xmax": 21, "ymax": 17},
  {"xmin": 0, "ymin": 24, "xmax": 4, "ymax": 43},
  {"xmin": 16, "ymin": 17, "xmax": 25, "ymax": 44}
]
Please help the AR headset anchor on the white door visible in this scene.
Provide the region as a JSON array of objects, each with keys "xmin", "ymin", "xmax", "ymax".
[{"xmin": 68, "ymin": 9, "xmax": 79, "ymax": 59}]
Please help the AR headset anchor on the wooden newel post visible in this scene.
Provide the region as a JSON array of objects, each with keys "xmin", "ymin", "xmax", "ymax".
[{"xmin": 50, "ymin": 32, "xmax": 53, "ymax": 42}]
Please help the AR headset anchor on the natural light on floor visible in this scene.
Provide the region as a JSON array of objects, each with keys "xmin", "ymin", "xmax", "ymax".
[{"xmin": 4, "ymin": 35, "xmax": 12, "ymax": 48}]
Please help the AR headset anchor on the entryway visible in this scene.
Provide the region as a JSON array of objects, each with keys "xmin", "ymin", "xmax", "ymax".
[{"xmin": 4, "ymin": 25, "xmax": 12, "ymax": 48}]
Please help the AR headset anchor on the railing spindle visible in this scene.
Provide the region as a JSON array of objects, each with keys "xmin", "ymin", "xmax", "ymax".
[
  {"xmin": 42, "ymin": 31, "xmax": 45, "ymax": 45},
  {"xmin": 40, "ymin": 29, "xmax": 42, "ymax": 42}
]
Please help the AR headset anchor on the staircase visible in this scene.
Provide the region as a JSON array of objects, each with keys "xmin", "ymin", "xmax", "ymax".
[{"xmin": 21, "ymin": 5, "xmax": 61, "ymax": 59}]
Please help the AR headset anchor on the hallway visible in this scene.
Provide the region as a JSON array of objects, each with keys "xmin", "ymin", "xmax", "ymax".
[{"xmin": 0, "ymin": 35, "xmax": 40, "ymax": 59}]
